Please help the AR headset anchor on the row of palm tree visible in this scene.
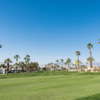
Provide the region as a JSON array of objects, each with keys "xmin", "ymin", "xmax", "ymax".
[
  {"xmin": 3, "ymin": 42, "xmax": 94, "ymax": 73},
  {"xmin": 45, "ymin": 43, "xmax": 94, "ymax": 71},
  {"xmin": 0, "ymin": 40, "xmax": 100, "ymax": 73},
  {"xmin": 57, "ymin": 59, "xmax": 71, "ymax": 70},
  {"xmin": 3, "ymin": 54, "xmax": 39, "ymax": 74}
]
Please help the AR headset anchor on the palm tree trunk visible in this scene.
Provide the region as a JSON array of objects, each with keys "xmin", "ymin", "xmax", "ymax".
[
  {"xmin": 15, "ymin": 66, "xmax": 17, "ymax": 73},
  {"xmin": 66, "ymin": 64, "xmax": 68, "ymax": 71},
  {"xmin": 61, "ymin": 62, "xmax": 62, "ymax": 71},
  {"xmin": 6, "ymin": 63, "xmax": 9, "ymax": 74},
  {"xmin": 89, "ymin": 48, "xmax": 92, "ymax": 68},
  {"xmin": 25, "ymin": 63, "xmax": 27, "ymax": 72},
  {"xmin": 28, "ymin": 63, "xmax": 30, "ymax": 72},
  {"xmin": 77, "ymin": 56, "xmax": 79, "ymax": 70},
  {"xmin": 57, "ymin": 62, "xmax": 58, "ymax": 71},
  {"xmin": 61, "ymin": 62, "xmax": 63, "ymax": 71},
  {"xmin": 16, "ymin": 60, "xmax": 17, "ymax": 73},
  {"xmin": 68, "ymin": 62, "xmax": 70, "ymax": 70},
  {"xmin": 68, "ymin": 62, "xmax": 70, "ymax": 69},
  {"xmin": 37, "ymin": 66, "xmax": 38, "ymax": 71}
]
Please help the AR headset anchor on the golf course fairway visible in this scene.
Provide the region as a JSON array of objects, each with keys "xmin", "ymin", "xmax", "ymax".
[{"xmin": 0, "ymin": 71, "xmax": 100, "ymax": 100}]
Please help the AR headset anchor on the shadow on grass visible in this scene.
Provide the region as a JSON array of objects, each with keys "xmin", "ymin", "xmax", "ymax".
[{"xmin": 76, "ymin": 93, "xmax": 100, "ymax": 100}]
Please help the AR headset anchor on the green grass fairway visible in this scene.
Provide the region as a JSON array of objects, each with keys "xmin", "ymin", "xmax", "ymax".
[{"xmin": 0, "ymin": 71, "xmax": 100, "ymax": 100}]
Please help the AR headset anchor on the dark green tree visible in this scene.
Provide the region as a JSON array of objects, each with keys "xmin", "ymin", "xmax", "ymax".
[{"xmin": 30, "ymin": 62, "xmax": 39, "ymax": 71}]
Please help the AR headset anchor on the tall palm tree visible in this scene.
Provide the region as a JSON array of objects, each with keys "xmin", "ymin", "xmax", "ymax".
[
  {"xmin": 56, "ymin": 60, "xmax": 59, "ymax": 71},
  {"xmin": 75, "ymin": 51, "xmax": 81, "ymax": 69},
  {"xmin": 4, "ymin": 58, "xmax": 12, "ymax": 74},
  {"xmin": 14, "ymin": 55, "xmax": 20, "ymax": 73},
  {"xmin": 60, "ymin": 59, "xmax": 64, "ymax": 71},
  {"xmin": 87, "ymin": 43, "xmax": 93, "ymax": 68},
  {"xmin": 24, "ymin": 55, "xmax": 30, "ymax": 72},
  {"xmin": 66, "ymin": 58, "xmax": 71, "ymax": 69}
]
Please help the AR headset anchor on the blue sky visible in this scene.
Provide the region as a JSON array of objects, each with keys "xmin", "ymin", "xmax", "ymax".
[{"xmin": 0, "ymin": 0, "xmax": 100, "ymax": 65}]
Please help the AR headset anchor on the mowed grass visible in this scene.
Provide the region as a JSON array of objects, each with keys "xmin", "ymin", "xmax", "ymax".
[{"xmin": 0, "ymin": 71, "xmax": 100, "ymax": 100}]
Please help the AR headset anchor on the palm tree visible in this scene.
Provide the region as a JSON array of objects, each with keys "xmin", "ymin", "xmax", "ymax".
[
  {"xmin": 60, "ymin": 59, "xmax": 64, "ymax": 71},
  {"xmin": 65, "ymin": 62, "xmax": 67, "ymax": 71},
  {"xmin": 14, "ymin": 63, "xmax": 18, "ymax": 72},
  {"xmin": 50, "ymin": 62, "xmax": 53, "ymax": 71},
  {"xmin": 14, "ymin": 55, "xmax": 20, "ymax": 73},
  {"xmin": 53, "ymin": 64, "xmax": 57, "ymax": 71},
  {"xmin": 30, "ymin": 62, "xmax": 39, "ymax": 72},
  {"xmin": 47, "ymin": 63, "xmax": 53, "ymax": 71},
  {"xmin": 35, "ymin": 62, "xmax": 39, "ymax": 71},
  {"xmin": 19, "ymin": 62, "xmax": 25, "ymax": 72},
  {"xmin": 30, "ymin": 62, "xmax": 35, "ymax": 71},
  {"xmin": 87, "ymin": 57, "xmax": 95, "ymax": 69},
  {"xmin": 66, "ymin": 58, "xmax": 71, "ymax": 69},
  {"xmin": 56, "ymin": 60, "xmax": 59, "ymax": 71},
  {"xmin": 87, "ymin": 43, "xmax": 93, "ymax": 68},
  {"xmin": 24, "ymin": 55, "xmax": 30, "ymax": 72},
  {"xmin": 76, "ymin": 60, "xmax": 82, "ymax": 71},
  {"xmin": 4, "ymin": 58, "xmax": 12, "ymax": 74},
  {"xmin": 75, "ymin": 51, "xmax": 80, "ymax": 69}
]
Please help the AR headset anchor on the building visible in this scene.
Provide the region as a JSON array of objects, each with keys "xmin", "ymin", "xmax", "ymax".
[{"xmin": 0, "ymin": 67, "xmax": 6, "ymax": 74}]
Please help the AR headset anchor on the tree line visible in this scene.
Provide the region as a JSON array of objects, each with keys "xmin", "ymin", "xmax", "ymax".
[
  {"xmin": 0, "ymin": 40, "xmax": 100, "ymax": 74},
  {"xmin": 43, "ymin": 42, "xmax": 99, "ymax": 71},
  {"xmin": 0, "ymin": 54, "xmax": 39, "ymax": 74}
]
